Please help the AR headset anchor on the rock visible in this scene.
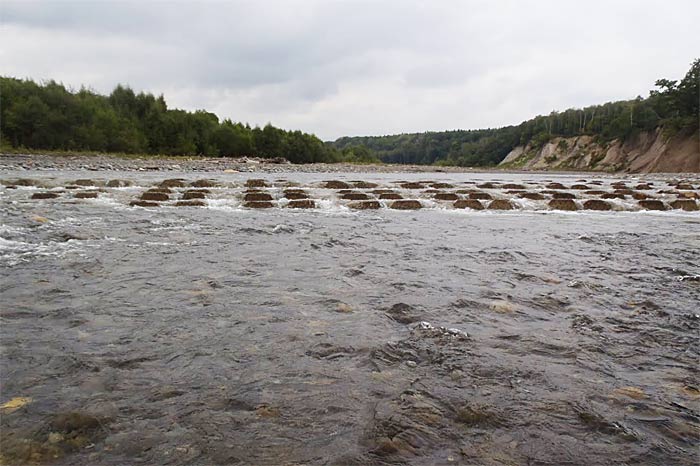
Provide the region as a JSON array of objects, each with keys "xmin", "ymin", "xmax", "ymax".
[
  {"xmin": 73, "ymin": 179, "xmax": 96, "ymax": 186},
  {"xmin": 679, "ymin": 191, "xmax": 699, "ymax": 199},
  {"xmin": 147, "ymin": 187, "xmax": 172, "ymax": 194},
  {"xmin": 243, "ymin": 192, "xmax": 273, "ymax": 201},
  {"xmin": 453, "ymin": 199, "xmax": 484, "ymax": 210},
  {"xmin": 175, "ymin": 200, "xmax": 206, "ymax": 207},
  {"xmin": 140, "ymin": 192, "xmax": 169, "ymax": 201},
  {"xmin": 638, "ymin": 200, "xmax": 666, "ymax": 211},
  {"xmin": 601, "ymin": 192, "xmax": 626, "ymax": 199},
  {"xmin": 379, "ymin": 193, "xmax": 402, "ymax": 199},
  {"xmin": 324, "ymin": 180, "xmax": 351, "ymax": 189},
  {"xmin": 182, "ymin": 191, "xmax": 206, "ymax": 200},
  {"xmin": 159, "ymin": 178, "xmax": 187, "ymax": 188},
  {"xmin": 245, "ymin": 178, "xmax": 269, "ymax": 188},
  {"xmin": 400, "ymin": 182, "xmax": 425, "ymax": 189},
  {"xmin": 583, "ymin": 199, "xmax": 612, "ymax": 210},
  {"xmin": 335, "ymin": 303, "xmax": 353, "ymax": 313},
  {"xmin": 190, "ymin": 179, "xmax": 218, "ymax": 187},
  {"xmin": 631, "ymin": 192, "xmax": 648, "ymax": 200},
  {"xmin": 570, "ymin": 184, "xmax": 590, "ymax": 190},
  {"xmin": 372, "ymin": 189, "xmax": 398, "ymax": 195},
  {"xmin": 488, "ymin": 199, "xmax": 514, "ymax": 210},
  {"xmin": 584, "ymin": 190, "xmax": 606, "ymax": 195},
  {"xmin": 130, "ymin": 201, "xmax": 159, "ymax": 207},
  {"xmin": 614, "ymin": 188, "xmax": 634, "ymax": 195},
  {"xmin": 675, "ymin": 183, "xmax": 694, "ymax": 190},
  {"xmin": 341, "ymin": 192, "xmax": 370, "ymax": 200},
  {"xmin": 501, "ymin": 183, "xmax": 526, "ymax": 189},
  {"xmin": 390, "ymin": 200, "xmax": 422, "ymax": 210},
  {"xmin": 635, "ymin": 184, "xmax": 653, "ymax": 190},
  {"xmin": 551, "ymin": 191, "xmax": 576, "ymax": 199},
  {"xmin": 352, "ymin": 181, "xmax": 378, "ymax": 188},
  {"xmin": 477, "ymin": 182, "xmax": 498, "ymax": 189},
  {"xmin": 386, "ymin": 303, "xmax": 422, "ymax": 324},
  {"xmin": 287, "ymin": 200, "xmax": 316, "ymax": 208},
  {"xmin": 434, "ymin": 193, "xmax": 459, "ymax": 201},
  {"xmin": 348, "ymin": 200, "xmax": 381, "ymax": 209},
  {"xmin": 468, "ymin": 192, "xmax": 492, "ymax": 200},
  {"xmin": 490, "ymin": 300, "xmax": 515, "ymax": 313},
  {"xmin": 518, "ymin": 192, "xmax": 545, "ymax": 200},
  {"xmin": 32, "ymin": 192, "xmax": 59, "ymax": 199},
  {"xmin": 431, "ymin": 182, "xmax": 454, "ymax": 188},
  {"xmin": 669, "ymin": 199, "xmax": 698, "ymax": 211},
  {"xmin": 549, "ymin": 199, "xmax": 578, "ymax": 211},
  {"xmin": 244, "ymin": 201, "xmax": 274, "ymax": 208},
  {"xmin": 106, "ymin": 179, "xmax": 131, "ymax": 187},
  {"xmin": 546, "ymin": 182, "xmax": 567, "ymax": 189},
  {"xmin": 283, "ymin": 190, "xmax": 308, "ymax": 199},
  {"xmin": 74, "ymin": 192, "xmax": 98, "ymax": 199}
]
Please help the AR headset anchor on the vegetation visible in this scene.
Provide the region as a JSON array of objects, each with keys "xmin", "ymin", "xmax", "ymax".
[
  {"xmin": 1, "ymin": 59, "xmax": 697, "ymax": 165},
  {"xmin": 0, "ymin": 78, "xmax": 342, "ymax": 163},
  {"xmin": 332, "ymin": 59, "xmax": 699, "ymax": 166}
]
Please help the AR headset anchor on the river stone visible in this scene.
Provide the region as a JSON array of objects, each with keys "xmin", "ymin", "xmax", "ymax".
[
  {"xmin": 518, "ymin": 192, "xmax": 545, "ymax": 200},
  {"xmin": 74, "ymin": 192, "xmax": 98, "ymax": 199},
  {"xmin": 287, "ymin": 200, "xmax": 316, "ymax": 209},
  {"xmin": 348, "ymin": 200, "xmax": 381, "ymax": 210},
  {"xmin": 434, "ymin": 193, "xmax": 459, "ymax": 201},
  {"xmin": 453, "ymin": 199, "xmax": 484, "ymax": 210},
  {"xmin": 140, "ymin": 192, "xmax": 169, "ymax": 201},
  {"xmin": 130, "ymin": 200, "xmax": 159, "ymax": 207},
  {"xmin": 182, "ymin": 191, "xmax": 206, "ymax": 200},
  {"xmin": 638, "ymin": 200, "xmax": 666, "ymax": 211},
  {"xmin": 584, "ymin": 190, "xmax": 606, "ymax": 195},
  {"xmin": 400, "ymin": 182, "xmax": 425, "ymax": 189},
  {"xmin": 243, "ymin": 192, "xmax": 273, "ymax": 202},
  {"xmin": 379, "ymin": 193, "xmax": 403, "ymax": 200},
  {"xmin": 583, "ymin": 200, "xmax": 612, "ymax": 210},
  {"xmin": 147, "ymin": 187, "xmax": 172, "ymax": 194},
  {"xmin": 352, "ymin": 181, "xmax": 378, "ymax": 188},
  {"xmin": 431, "ymin": 183, "xmax": 454, "ymax": 188},
  {"xmin": 614, "ymin": 188, "xmax": 634, "ymax": 195},
  {"xmin": 635, "ymin": 184, "xmax": 653, "ymax": 190},
  {"xmin": 390, "ymin": 200, "xmax": 422, "ymax": 210},
  {"xmin": 549, "ymin": 199, "xmax": 578, "ymax": 211},
  {"xmin": 32, "ymin": 192, "xmax": 59, "ymax": 199},
  {"xmin": 283, "ymin": 190, "xmax": 308, "ymax": 199},
  {"xmin": 244, "ymin": 201, "xmax": 274, "ymax": 208},
  {"xmin": 488, "ymin": 199, "xmax": 514, "ymax": 210},
  {"xmin": 546, "ymin": 182, "xmax": 567, "ymax": 189},
  {"xmin": 385, "ymin": 303, "xmax": 422, "ymax": 324},
  {"xmin": 477, "ymin": 182, "xmax": 498, "ymax": 188},
  {"xmin": 73, "ymin": 179, "xmax": 96, "ymax": 186},
  {"xmin": 675, "ymin": 183, "xmax": 694, "ymax": 190},
  {"xmin": 324, "ymin": 180, "xmax": 351, "ymax": 189},
  {"xmin": 502, "ymin": 183, "xmax": 526, "ymax": 190},
  {"xmin": 107, "ymin": 179, "xmax": 131, "ymax": 187},
  {"xmin": 570, "ymin": 184, "xmax": 590, "ymax": 190},
  {"xmin": 342, "ymin": 192, "xmax": 370, "ymax": 200},
  {"xmin": 190, "ymin": 179, "xmax": 218, "ymax": 188},
  {"xmin": 601, "ymin": 193, "xmax": 626, "ymax": 199},
  {"xmin": 551, "ymin": 192, "xmax": 576, "ymax": 199},
  {"xmin": 372, "ymin": 189, "xmax": 398, "ymax": 195},
  {"xmin": 175, "ymin": 200, "xmax": 206, "ymax": 207},
  {"xmin": 160, "ymin": 179, "xmax": 187, "ymax": 188},
  {"xmin": 469, "ymin": 192, "xmax": 492, "ymax": 200},
  {"xmin": 631, "ymin": 192, "xmax": 648, "ymax": 200},
  {"xmin": 669, "ymin": 200, "xmax": 698, "ymax": 211},
  {"xmin": 245, "ymin": 179, "xmax": 268, "ymax": 188}
]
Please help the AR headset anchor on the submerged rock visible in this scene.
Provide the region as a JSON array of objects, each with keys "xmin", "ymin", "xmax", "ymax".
[
  {"xmin": 73, "ymin": 179, "xmax": 96, "ymax": 186},
  {"xmin": 245, "ymin": 179, "xmax": 269, "ymax": 188},
  {"xmin": 74, "ymin": 192, "xmax": 98, "ymax": 199},
  {"xmin": 348, "ymin": 200, "xmax": 381, "ymax": 210},
  {"xmin": 434, "ymin": 193, "xmax": 459, "ymax": 201},
  {"xmin": 175, "ymin": 200, "xmax": 206, "ymax": 207},
  {"xmin": 243, "ymin": 192, "xmax": 273, "ymax": 202},
  {"xmin": 518, "ymin": 192, "xmax": 545, "ymax": 200},
  {"xmin": 341, "ymin": 192, "xmax": 370, "ymax": 200},
  {"xmin": 324, "ymin": 180, "xmax": 351, "ymax": 189},
  {"xmin": 182, "ymin": 190, "xmax": 207, "ymax": 200},
  {"xmin": 244, "ymin": 201, "xmax": 274, "ymax": 208},
  {"xmin": 468, "ymin": 192, "xmax": 492, "ymax": 200},
  {"xmin": 488, "ymin": 199, "xmax": 514, "ymax": 210},
  {"xmin": 638, "ymin": 200, "xmax": 667, "ymax": 211},
  {"xmin": 379, "ymin": 193, "xmax": 403, "ymax": 200},
  {"xmin": 159, "ymin": 178, "xmax": 187, "ymax": 188},
  {"xmin": 670, "ymin": 199, "xmax": 699, "ymax": 211},
  {"xmin": 287, "ymin": 199, "xmax": 316, "ymax": 209},
  {"xmin": 140, "ymin": 192, "xmax": 169, "ymax": 201},
  {"xmin": 390, "ymin": 200, "xmax": 422, "ymax": 210},
  {"xmin": 31, "ymin": 192, "xmax": 59, "ymax": 199},
  {"xmin": 352, "ymin": 181, "xmax": 378, "ymax": 188},
  {"xmin": 129, "ymin": 200, "xmax": 159, "ymax": 207},
  {"xmin": 386, "ymin": 303, "xmax": 423, "ymax": 324},
  {"xmin": 106, "ymin": 179, "xmax": 131, "ymax": 187},
  {"xmin": 551, "ymin": 191, "xmax": 576, "ymax": 199},
  {"xmin": 583, "ymin": 199, "xmax": 612, "ymax": 210},
  {"xmin": 453, "ymin": 199, "xmax": 484, "ymax": 210},
  {"xmin": 549, "ymin": 199, "xmax": 578, "ymax": 211},
  {"xmin": 190, "ymin": 179, "xmax": 218, "ymax": 188},
  {"xmin": 283, "ymin": 190, "xmax": 309, "ymax": 199},
  {"xmin": 400, "ymin": 182, "xmax": 425, "ymax": 189}
]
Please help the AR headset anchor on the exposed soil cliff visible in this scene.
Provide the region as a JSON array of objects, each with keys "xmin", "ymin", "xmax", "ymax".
[{"xmin": 499, "ymin": 126, "xmax": 699, "ymax": 173}]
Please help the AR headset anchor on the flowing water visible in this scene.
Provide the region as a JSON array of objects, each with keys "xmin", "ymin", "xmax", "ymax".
[{"xmin": 1, "ymin": 171, "xmax": 699, "ymax": 465}]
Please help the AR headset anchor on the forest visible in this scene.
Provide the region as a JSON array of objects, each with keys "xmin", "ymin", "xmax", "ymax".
[
  {"xmin": 332, "ymin": 59, "xmax": 699, "ymax": 166},
  {"xmin": 1, "ymin": 59, "xmax": 697, "ymax": 166}
]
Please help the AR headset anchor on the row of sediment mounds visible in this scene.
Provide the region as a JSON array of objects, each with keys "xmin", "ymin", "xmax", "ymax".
[{"xmin": 9, "ymin": 176, "xmax": 700, "ymax": 212}]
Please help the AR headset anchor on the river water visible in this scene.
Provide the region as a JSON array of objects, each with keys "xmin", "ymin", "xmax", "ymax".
[{"xmin": 1, "ymin": 171, "xmax": 699, "ymax": 465}]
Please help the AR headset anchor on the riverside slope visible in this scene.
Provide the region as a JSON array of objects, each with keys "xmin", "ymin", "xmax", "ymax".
[{"xmin": 499, "ymin": 127, "xmax": 700, "ymax": 173}]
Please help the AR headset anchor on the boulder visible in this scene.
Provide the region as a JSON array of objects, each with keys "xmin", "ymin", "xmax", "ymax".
[
  {"xmin": 243, "ymin": 192, "xmax": 273, "ymax": 202},
  {"xmin": 74, "ymin": 192, "xmax": 98, "ymax": 199},
  {"xmin": 176, "ymin": 200, "xmax": 206, "ymax": 207},
  {"xmin": 341, "ymin": 192, "xmax": 370, "ymax": 200},
  {"xmin": 631, "ymin": 192, "xmax": 648, "ymax": 200},
  {"xmin": 570, "ymin": 184, "xmax": 590, "ymax": 190},
  {"xmin": 324, "ymin": 180, "xmax": 351, "ymax": 189},
  {"xmin": 431, "ymin": 182, "xmax": 454, "ymax": 188},
  {"xmin": 130, "ymin": 201, "xmax": 159, "ymax": 207},
  {"xmin": 635, "ymin": 184, "xmax": 653, "ymax": 190},
  {"xmin": 245, "ymin": 179, "xmax": 269, "ymax": 188},
  {"xmin": 379, "ymin": 193, "xmax": 403, "ymax": 200},
  {"xmin": 675, "ymin": 183, "xmax": 694, "ymax": 190},
  {"xmin": 73, "ymin": 179, "xmax": 96, "ymax": 186},
  {"xmin": 140, "ymin": 192, "xmax": 169, "ymax": 201},
  {"xmin": 244, "ymin": 201, "xmax": 274, "ymax": 208},
  {"xmin": 283, "ymin": 191, "xmax": 309, "ymax": 200},
  {"xmin": 385, "ymin": 303, "xmax": 422, "ymax": 324},
  {"xmin": 344, "ymin": 200, "xmax": 379, "ymax": 210},
  {"xmin": 390, "ymin": 200, "xmax": 422, "ymax": 210},
  {"xmin": 614, "ymin": 188, "xmax": 634, "ymax": 195},
  {"xmin": 501, "ymin": 183, "xmax": 526, "ymax": 190},
  {"xmin": 190, "ymin": 179, "xmax": 218, "ymax": 188},
  {"xmin": 669, "ymin": 200, "xmax": 698, "ymax": 211},
  {"xmin": 477, "ymin": 182, "xmax": 498, "ymax": 189},
  {"xmin": 107, "ymin": 179, "xmax": 131, "ymax": 187},
  {"xmin": 147, "ymin": 187, "xmax": 172, "ymax": 194},
  {"xmin": 638, "ymin": 200, "xmax": 667, "ymax": 211},
  {"xmin": 434, "ymin": 193, "xmax": 459, "ymax": 201},
  {"xmin": 183, "ymin": 191, "xmax": 206, "ymax": 200},
  {"xmin": 548, "ymin": 199, "xmax": 578, "ymax": 211},
  {"xmin": 551, "ymin": 192, "xmax": 576, "ymax": 199},
  {"xmin": 518, "ymin": 192, "xmax": 545, "ymax": 200},
  {"xmin": 352, "ymin": 181, "xmax": 378, "ymax": 188},
  {"xmin": 32, "ymin": 192, "xmax": 59, "ymax": 199},
  {"xmin": 287, "ymin": 199, "xmax": 316, "ymax": 209},
  {"xmin": 601, "ymin": 193, "xmax": 626, "ymax": 199},
  {"xmin": 400, "ymin": 182, "xmax": 425, "ymax": 189},
  {"xmin": 488, "ymin": 199, "xmax": 514, "ymax": 210},
  {"xmin": 468, "ymin": 192, "xmax": 492, "ymax": 200},
  {"xmin": 583, "ymin": 200, "xmax": 612, "ymax": 210},
  {"xmin": 584, "ymin": 190, "xmax": 606, "ymax": 195},
  {"xmin": 453, "ymin": 199, "xmax": 484, "ymax": 210},
  {"xmin": 160, "ymin": 179, "xmax": 187, "ymax": 188},
  {"xmin": 546, "ymin": 182, "xmax": 567, "ymax": 189}
]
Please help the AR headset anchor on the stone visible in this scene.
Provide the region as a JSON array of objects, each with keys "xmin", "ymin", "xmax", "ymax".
[
  {"xmin": 477, "ymin": 182, "xmax": 498, "ymax": 189},
  {"xmin": 73, "ymin": 179, "xmax": 96, "ymax": 186},
  {"xmin": 140, "ymin": 192, "xmax": 169, "ymax": 201},
  {"xmin": 583, "ymin": 200, "xmax": 612, "ymax": 210},
  {"xmin": 190, "ymin": 179, "xmax": 218, "ymax": 188},
  {"xmin": 159, "ymin": 178, "xmax": 187, "ymax": 188},
  {"xmin": 287, "ymin": 200, "xmax": 316, "ymax": 209},
  {"xmin": 324, "ymin": 180, "xmax": 351, "ymax": 189},
  {"xmin": 614, "ymin": 188, "xmax": 634, "ymax": 195},
  {"xmin": 175, "ymin": 200, "xmax": 206, "ymax": 207},
  {"xmin": 390, "ymin": 200, "xmax": 422, "ymax": 210},
  {"xmin": 385, "ymin": 303, "xmax": 422, "ymax": 324},
  {"xmin": 570, "ymin": 184, "xmax": 589, "ymax": 190},
  {"xmin": 352, "ymin": 181, "xmax": 378, "ymax": 188},
  {"xmin": 551, "ymin": 191, "xmax": 576, "ymax": 199},
  {"xmin": 400, "ymin": 182, "xmax": 425, "ymax": 189},
  {"xmin": 107, "ymin": 179, "xmax": 131, "ymax": 187},
  {"xmin": 283, "ymin": 190, "xmax": 308, "ymax": 199},
  {"xmin": 468, "ymin": 192, "xmax": 492, "ymax": 200},
  {"xmin": 245, "ymin": 179, "xmax": 269, "ymax": 188},
  {"xmin": 348, "ymin": 200, "xmax": 381, "ymax": 210},
  {"xmin": 518, "ymin": 192, "xmax": 545, "ymax": 200},
  {"xmin": 635, "ymin": 184, "xmax": 653, "ymax": 190},
  {"xmin": 584, "ymin": 190, "xmax": 606, "ymax": 195},
  {"xmin": 631, "ymin": 192, "xmax": 648, "ymax": 200},
  {"xmin": 379, "ymin": 193, "xmax": 402, "ymax": 199},
  {"xmin": 243, "ymin": 192, "xmax": 273, "ymax": 202},
  {"xmin": 638, "ymin": 200, "xmax": 666, "ymax": 211},
  {"xmin": 244, "ymin": 201, "xmax": 274, "ymax": 208},
  {"xmin": 147, "ymin": 187, "xmax": 171, "ymax": 194},
  {"xmin": 74, "ymin": 192, "xmax": 98, "ymax": 199},
  {"xmin": 434, "ymin": 193, "xmax": 459, "ymax": 200},
  {"xmin": 502, "ymin": 183, "xmax": 526, "ymax": 189},
  {"xmin": 130, "ymin": 201, "xmax": 159, "ymax": 207},
  {"xmin": 32, "ymin": 192, "xmax": 59, "ymax": 199},
  {"xmin": 669, "ymin": 199, "xmax": 698, "ymax": 211},
  {"xmin": 431, "ymin": 182, "xmax": 454, "ymax": 188},
  {"xmin": 546, "ymin": 182, "xmax": 567, "ymax": 189},
  {"xmin": 548, "ymin": 199, "xmax": 578, "ymax": 211},
  {"xmin": 453, "ymin": 199, "xmax": 484, "ymax": 210},
  {"xmin": 488, "ymin": 199, "xmax": 514, "ymax": 210},
  {"xmin": 182, "ymin": 191, "xmax": 206, "ymax": 200},
  {"xmin": 601, "ymin": 192, "xmax": 626, "ymax": 199},
  {"xmin": 341, "ymin": 192, "xmax": 369, "ymax": 200}
]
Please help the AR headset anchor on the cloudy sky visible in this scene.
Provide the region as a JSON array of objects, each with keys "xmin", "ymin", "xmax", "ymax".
[{"xmin": 1, "ymin": 1, "xmax": 698, "ymax": 140}]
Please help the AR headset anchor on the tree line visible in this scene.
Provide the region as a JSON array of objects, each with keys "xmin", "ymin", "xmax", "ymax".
[{"xmin": 332, "ymin": 59, "xmax": 699, "ymax": 166}]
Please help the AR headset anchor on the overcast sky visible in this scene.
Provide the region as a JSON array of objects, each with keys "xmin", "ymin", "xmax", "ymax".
[{"xmin": 1, "ymin": 1, "xmax": 698, "ymax": 140}]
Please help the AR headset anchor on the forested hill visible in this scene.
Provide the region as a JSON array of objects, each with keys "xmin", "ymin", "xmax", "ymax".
[
  {"xmin": 331, "ymin": 59, "xmax": 699, "ymax": 167},
  {"xmin": 0, "ymin": 79, "xmax": 355, "ymax": 164}
]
